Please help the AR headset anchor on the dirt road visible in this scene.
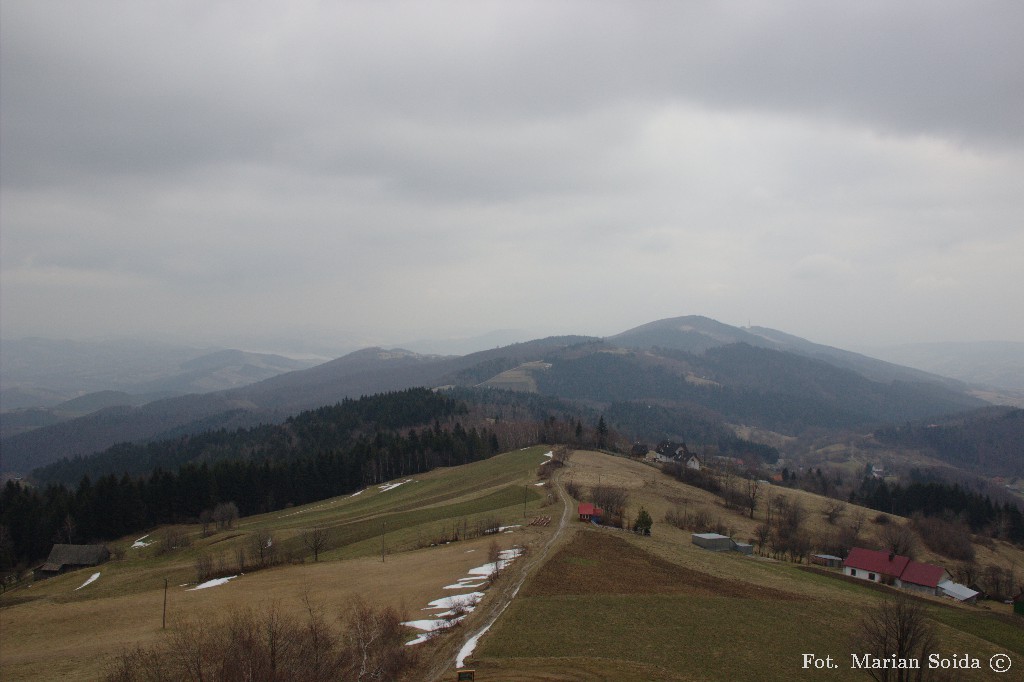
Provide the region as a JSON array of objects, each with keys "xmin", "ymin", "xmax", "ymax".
[{"xmin": 424, "ymin": 464, "xmax": 576, "ymax": 680}]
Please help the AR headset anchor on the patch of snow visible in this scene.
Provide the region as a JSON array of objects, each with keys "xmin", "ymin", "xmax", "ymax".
[
  {"xmin": 75, "ymin": 572, "xmax": 100, "ymax": 590},
  {"xmin": 534, "ymin": 481, "xmax": 546, "ymax": 486},
  {"xmin": 131, "ymin": 535, "xmax": 151, "ymax": 548},
  {"xmin": 466, "ymin": 548, "xmax": 523, "ymax": 577},
  {"xmin": 496, "ymin": 525, "xmax": 521, "ymax": 532},
  {"xmin": 350, "ymin": 489, "xmax": 365, "ymax": 497},
  {"xmin": 378, "ymin": 479, "xmax": 414, "ymax": 492},
  {"xmin": 187, "ymin": 575, "xmax": 237, "ymax": 591},
  {"xmin": 444, "ymin": 581, "xmax": 487, "ymax": 590},
  {"xmin": 456, "ymin": 621, "xmax": 493, "ymax": 668},
  {"xmin": 423, "ymin": 592, "xmax": 485, "ymax": 611},
  {"xmin": 402, "ymin": 616, "xmax": 465, "ymax": 632},
  {"xmin": 405, "ymin": 633, "xmax": 433, "ymax": 646}
]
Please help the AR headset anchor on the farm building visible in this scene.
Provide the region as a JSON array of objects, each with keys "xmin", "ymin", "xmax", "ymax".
[
  {"xmin": 842, "ymin": 547, "xmax": 909, "ymax": 585},
  {"xmin": 843, "ymin": 547, "xmax": 954, "ymax": 597},
  {"xmin": 691, "ymin": 533, "xmax": 734, "ymax": 552},
  {"xmin": 938, "ymin": 580, "xmax": 979, "ymax": 605},
  {"xmin": 811, "ymin": 554, "xmax": 844, "ymax": 569},
  {"xmin": 578, "ymin": 503, "xmax": 603, "ymax": 522},
  {"xmin": 898, "ymin": 560, "xmax": 949, "ymax": 596},
  {"xmin": 34, "ymin": 544, "xmax": 110, "ymax": 580}
]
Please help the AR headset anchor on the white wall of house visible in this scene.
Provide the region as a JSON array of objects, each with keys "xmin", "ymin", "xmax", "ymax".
[{"xmin": 844, "ymin": 567, "xmax": 881, "ymax": 582}]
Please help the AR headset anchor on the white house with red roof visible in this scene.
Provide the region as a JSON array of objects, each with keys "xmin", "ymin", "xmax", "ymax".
[
  {"xmin": 843, "ymin": 547, "xmax": 952, "ymax": 597},
  {"xmin": 843, "ymin": 547, "xmax": 909, "ymax": 585},
  {"xmin": 897, "ymin": 559, "xmax": 949, "ymax": 596}
]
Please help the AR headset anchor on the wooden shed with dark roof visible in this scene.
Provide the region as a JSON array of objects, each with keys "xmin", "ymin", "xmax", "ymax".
[{"xmin": 34, "ymin": 544, "xmax": 110, "ymax": 580}]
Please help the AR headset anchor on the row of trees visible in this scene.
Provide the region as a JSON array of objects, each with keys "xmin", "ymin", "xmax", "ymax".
[
  {"xmin": 853, "ymin": 478, "xmax": 1024, "ymax": 544},
  {"xmin": 106, "ymin": 599, "xmax": 416, "ymax": 682}
]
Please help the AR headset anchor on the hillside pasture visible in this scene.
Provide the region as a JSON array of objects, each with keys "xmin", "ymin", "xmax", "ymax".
[
  {"xmin": 0, "ymin": 446, "xmax": 557, "ymax": 680},
  {"xmin": 462, "ymin": 450, "xmax": 1024, "ymax": 681}
]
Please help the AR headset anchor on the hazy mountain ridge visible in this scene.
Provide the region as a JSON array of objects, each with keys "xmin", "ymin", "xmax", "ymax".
[
  {"xmin": 0, "ymin": 338, "xmax": 316, "ymax": 410},
  {"xmin": 0, "ymin": 318, "xmax": 1002, "ymax": 476},
  {"xmin": 859, "ymin": 341, "xmax": 1024, "ymax": 393}
]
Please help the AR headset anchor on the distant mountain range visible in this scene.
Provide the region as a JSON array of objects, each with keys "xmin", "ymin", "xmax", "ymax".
[
  {"xmin": 0, "ymin": 339, "xmax": 316, "ymax": 440},
  {"xmin": 858, "ymin": 341, "xmax": 1024, "ymax": 393},
  {"xmin": 0, "ymin": 316, "xmax": 999, "ymax": 476}
]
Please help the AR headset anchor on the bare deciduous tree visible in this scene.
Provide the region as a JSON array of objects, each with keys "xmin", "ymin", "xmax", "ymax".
[
  {"xmin": 744, "ymin": 478, "xmax": 760, "ymax": 519},
  {"xmin": 879, "ymin": 522, "xmax": 917, "ymax": 559},
  {"xmin": 854, "ymin": 593, "xmax": 937, "ymax": 682},
  {"xmin": 212, "ymin": 502, "xmax": 239, "ymax": 530},
  {"xmin": 823, "ymin": 500, "xmax": 846, "ymax": 525},
  {"xmin": 249, "ymin": 530, "xmax": 276, "ymax": 568},
  {"xmin": 105, "ymin": 599, "xmax": 416, "ymax": 682},
  {"xmin": 302, "ymin": 526, "xmax": 329, "ymax": 562}
]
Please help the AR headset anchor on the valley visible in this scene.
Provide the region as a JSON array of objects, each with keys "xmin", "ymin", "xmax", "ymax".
[{"xmin": 2, "ymin": 446, "xmax": 1021, "ymax": 680}]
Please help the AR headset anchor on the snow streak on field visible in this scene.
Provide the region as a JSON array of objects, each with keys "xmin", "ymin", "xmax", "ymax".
[
  {"xmin": 188, "ymin": 575, "xmax": 238, "ymax": 591},
  {"xmin": 403, "ymin": 548, "xmax": 522, "ymax": 645},
  {"xmin": 75, "ymin": 572, "xmax": 100, "ymax": 590}
]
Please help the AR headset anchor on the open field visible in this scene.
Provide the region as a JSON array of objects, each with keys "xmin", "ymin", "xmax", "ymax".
[
  {"xmin": 0, "ymin": 446, "xmax": 558, "ymax": 680},
  {"xmin": 4, "ymin": 446, "xmax": 1023, "ymax": 680},
  {"xmin": 462, "ymin": 450, "xmax": 1024, "ymax": 681}
]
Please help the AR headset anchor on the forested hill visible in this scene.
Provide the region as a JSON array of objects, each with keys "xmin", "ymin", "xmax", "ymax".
[
  {"xmin": 32, "ymin": 388, "xmax": 474, "ymax": 486},
  {"xmin": 874, "ymin": 406, "xmax": 1024, "ymax": 477},
  {"xmin": 2, "ymin": 389, "xmax": 503, "ymax": 568}
]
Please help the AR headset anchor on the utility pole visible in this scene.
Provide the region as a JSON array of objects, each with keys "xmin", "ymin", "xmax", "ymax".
[{"xmin": 162, "ymin": 578, "xmax": 168, "ymax": 629}]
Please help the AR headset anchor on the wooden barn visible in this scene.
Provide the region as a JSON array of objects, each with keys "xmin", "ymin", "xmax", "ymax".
[{"xmin": 34, "ymin": 544, "xmax": 110, "ymax": 580}]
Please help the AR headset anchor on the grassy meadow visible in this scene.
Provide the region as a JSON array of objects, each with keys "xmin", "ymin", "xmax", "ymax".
[
  {"xmin": 0, "ymin": 446, "xmax": 558, "ymax": 680},
  {"xmin": 3, "ymin": 445, "xmax": 1023, "ymax": 681},
  {"xmin": 464, "ymin": 450, "xmax": 1024, "ymax": 681}
]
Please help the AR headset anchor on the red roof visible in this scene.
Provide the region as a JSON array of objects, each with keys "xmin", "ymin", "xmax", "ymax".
[
  {"xmin": 843, "ymin": 547, "xmax": 910, "ymax": 578},
  {"xmin": 578, "ymin": 502, "xmax": 595, "ymax": 516},
  {"xmin": 900, "ymin": 560, "xmax": 946, "ymax": 589}
]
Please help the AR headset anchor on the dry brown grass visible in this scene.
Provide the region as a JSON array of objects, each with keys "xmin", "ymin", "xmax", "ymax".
[{"xmin": 0, "ymin": 534, "xmax": 536, "ymax": 681}]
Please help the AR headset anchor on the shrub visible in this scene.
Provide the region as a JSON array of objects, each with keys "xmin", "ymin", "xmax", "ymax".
[
  {"xmin": 913, "ymin": 514, "xmax": 975, "ymax": 562},
  {"xmin": 106, "ymin": 599, "xmax": 416, "ymax": 682}
]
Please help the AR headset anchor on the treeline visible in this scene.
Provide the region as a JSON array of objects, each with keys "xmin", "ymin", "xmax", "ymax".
[
  {"xmin": 33, "ymin": 388, "xmax": 469, "ymax": 485},
  {"xmin": 0, "ymin": 389, "xmax": 501, "ymax": 570},
  {"xmin": 852, "ymin": 477, "xmax": 1024, "ymax": 543},
  {"xmin": 874, "ymin": 406, "xmax": 1024, "ymax": 477}
]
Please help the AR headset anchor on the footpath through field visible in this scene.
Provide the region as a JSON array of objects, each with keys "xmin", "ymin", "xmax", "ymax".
[{"xmin": 425, "ymin": 462, "xmax": 576, "ymax": 681}]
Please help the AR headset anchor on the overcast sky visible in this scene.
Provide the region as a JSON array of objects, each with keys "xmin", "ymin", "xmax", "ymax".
[{"xmin": 2, "ymin": 1, "xmax": 1022, "ymax": 356}]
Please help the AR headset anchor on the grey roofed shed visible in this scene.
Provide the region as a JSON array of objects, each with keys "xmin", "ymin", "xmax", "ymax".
[
  {"xmin": 939, "ymin": 579, "xmax": 979, "ymax": 604},
  {"xmin": 691, "ymin": 533, "xmax": 734, "ymax": 552},
  {"xmin": 34, "ymin": 544, "xmax": 110, "ymax": 580}
]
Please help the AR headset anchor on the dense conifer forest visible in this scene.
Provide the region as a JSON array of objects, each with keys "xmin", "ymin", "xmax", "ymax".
[{"xmin": 0, "ymin": 389, "xmax": 503, "ymax": 569}]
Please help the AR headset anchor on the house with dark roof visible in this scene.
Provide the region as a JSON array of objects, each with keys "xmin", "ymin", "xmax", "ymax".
[
  {"xmin": 843, "ymin": 547, "xmax": 956, "ymax": 598},
  {"xmin": 34, "ymin": 544, "xmax": 110, "ymax": 581},
  {"xmin": 578, "ymin": 502, "xmax": 603, "ymax": 522},
  {"xmin": 843, "ymin": 547, "xmax": 909, "ymax": 585},
  {"xmin": 898, "ymin": 560, "xmax": 949, "ymax": 596}
]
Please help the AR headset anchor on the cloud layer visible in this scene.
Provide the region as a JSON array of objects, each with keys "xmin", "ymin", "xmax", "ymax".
[{"xmin": 3, "ymin": 1, "xmax": 1022, "ymax": 352}]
